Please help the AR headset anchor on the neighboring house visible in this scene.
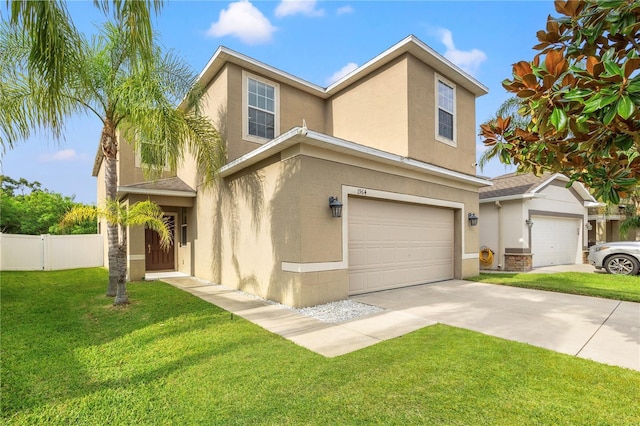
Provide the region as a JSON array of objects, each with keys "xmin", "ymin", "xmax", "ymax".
[
  {"xmin": 479, "ymin": 173, "xmax": 597, "ymax": 272},
  {"xmin": 588, "ymin": 202, "xmax": 640, "ymax": 245},
  {"xmin": 93, "ymin": 35, "xmax": 491, "ymax": 307}
]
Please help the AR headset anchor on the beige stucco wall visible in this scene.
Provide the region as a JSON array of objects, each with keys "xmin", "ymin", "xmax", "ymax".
[
  {"xmin": 96, "ymin": 160, "xmax": 109, "ymax": 268},
  {"xmin": 218, "ymin": 64, "xmax": 326, "ymax": 164},
  {"xmin": 407, "ymin": 56, "xmax": 477, "ymax": 175},
  {"xmin": 116, "ymin": 136, "xmax": 174, "ymax": 187},
  {"xmin": 327, "ymin": 56, "xmax": 409, "ymax": 157},
  {"xmin": 192, "ymin": 143, "xmax": 481, "ymax": 307},
  {"xmin": 479, "ymin": 201, "xmax": 508, "ymax": 270}
]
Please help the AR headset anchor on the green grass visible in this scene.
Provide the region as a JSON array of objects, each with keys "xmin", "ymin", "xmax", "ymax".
[
  {"xmin": 2, "ymin": 269, "xmax": 640, "ymax": 425},
  {"xmin": 467, "ymin": 272, "xmax": 640, "ymax": 302}
]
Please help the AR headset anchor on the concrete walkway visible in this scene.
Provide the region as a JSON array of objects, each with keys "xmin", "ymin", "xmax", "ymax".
[{"xmin": 161, "ymin": 277, "xmax": 640, "ymax": 371}]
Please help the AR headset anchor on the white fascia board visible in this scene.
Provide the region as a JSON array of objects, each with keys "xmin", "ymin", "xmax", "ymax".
[
  {"xmin": 479, "ymin": 193, "xmax": 537, "ymax": 203},
  {"xmin": 117, "ymin": 187, "xmax": 197, "ymax": 198},
  {"xmin": 306, "ymin": 131, "xmax": 492, "ymax": 186},
  {"xmin": 326, "ymin": 35, "xmax": 489, "ymax": 97},
  {"xmin": 219, "ymin": 128, "xmax": 493, "ymax": 187},
  {"xmin": 529, "ymin": 173, "xmax": 566, "ymax": 194},
  {"xmin": 196, "ymin": 47, "xmax": 325, "ymax": 97},
  {"xmin": 585, "ymin": 201, "xmax": 604, "ymax": 208},
  {"xmin": 195, "ymin": 36, "xmax": 488, "ymax": 102},
  {"xmin": 530, "ymin": 173, "xmax": 596, "ymax": 202},
  {"xmin": 219, "ymin": 127, "xmax": 303, "ymax": 177}
]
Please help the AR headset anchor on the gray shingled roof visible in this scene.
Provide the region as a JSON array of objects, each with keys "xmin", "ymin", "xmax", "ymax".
[
  {"xmin": 479, "ymin": 172, "xmax": 554, "ymax": 200},
  {"xmin": 119, "ymin": 177, "xmax": 195, "ymax": 194}
]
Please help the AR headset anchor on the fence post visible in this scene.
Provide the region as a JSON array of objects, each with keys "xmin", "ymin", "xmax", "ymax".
[{"xmin": 41, "ymin": 234, "xmax": 50, "ymax": 271}]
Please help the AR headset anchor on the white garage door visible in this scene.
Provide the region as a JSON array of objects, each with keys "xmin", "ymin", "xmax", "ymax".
[
  {"xmin": 531, "ymin": 216, "xmax": 580, "ymax": 267},
  {"xmin": 348, "ymin": 197, "xmax": 454, "ymax": 295}
]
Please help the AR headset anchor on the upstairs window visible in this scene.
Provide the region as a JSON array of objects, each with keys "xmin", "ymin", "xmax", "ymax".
[
  {"xmin": 135, "ymin": 140, "xmax": 170, "ymax": 171},
  {"xmin": 243, "ymin": 71, "xmax": 279, "ymax": 143},
  {"xmin": 436, "ymin": 76, "xmax": 456, "ymax": 146}
]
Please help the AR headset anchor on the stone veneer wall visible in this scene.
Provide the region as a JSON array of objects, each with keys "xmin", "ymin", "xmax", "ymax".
[
  {"xmin": 504, "ymin": 253, "xmax": 533, "ymax": 272},
  {"xmin": 582, "ymin": 250, "xmax": 589, "ymax": 264}
]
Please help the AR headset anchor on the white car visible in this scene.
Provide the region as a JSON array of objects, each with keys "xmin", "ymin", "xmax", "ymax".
[{"xmin": 588, "ymin": 241, "xmax": 640, "ymax": 275}]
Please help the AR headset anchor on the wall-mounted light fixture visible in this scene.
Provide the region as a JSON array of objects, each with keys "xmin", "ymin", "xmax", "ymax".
[
  {"xmin": 468, "ymin": 212, "xmax": 478, "ymax": 226},
  {"xmin": 329, "ymin": 196, "xmax": 343, "ymax": 218},
  {"xmin": 526, "ymin": 219, "xmax": 534, "ymax": 228},
  {"xmin": 585, "ymin": 222, "xmax": 593, "ymax": 231}
]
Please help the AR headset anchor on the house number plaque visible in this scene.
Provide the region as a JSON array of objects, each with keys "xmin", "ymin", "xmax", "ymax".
[{"xmin": 357, "ymin": 188, "xmax": 367, "ymax": 196}]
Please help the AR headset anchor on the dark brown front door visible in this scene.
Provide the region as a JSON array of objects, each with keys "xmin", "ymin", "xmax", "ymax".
[{"xmin": 145, "ymin": 215, "xmax": 175, "ymax": 271}]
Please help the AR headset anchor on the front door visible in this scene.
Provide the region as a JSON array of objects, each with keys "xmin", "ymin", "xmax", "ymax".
[{"xmin": 145, "ymin": 215, "xmax": 175, "ymax": 271}]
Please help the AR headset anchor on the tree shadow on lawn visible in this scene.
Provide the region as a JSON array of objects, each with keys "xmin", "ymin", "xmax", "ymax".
[{"xmin": 0, "ymin": 271, "xmax": 299, "ymax": 418}]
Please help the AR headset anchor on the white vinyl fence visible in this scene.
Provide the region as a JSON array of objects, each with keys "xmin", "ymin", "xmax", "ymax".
[{"xmin": 0, "ymin": 233, "xmax": 104, "ymax": 271}]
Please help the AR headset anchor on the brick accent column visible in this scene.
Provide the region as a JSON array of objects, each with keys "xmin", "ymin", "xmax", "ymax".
[{"xmin": 504, "ymin": 253, "xmax": 533, "ymax": 272}]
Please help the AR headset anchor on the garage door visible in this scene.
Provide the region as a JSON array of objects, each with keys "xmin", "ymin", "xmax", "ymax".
[
  {"xmin": 531, "ymin": 216, "xmax": 580, "ymax": 267},
  {"xmin": 348, "ymin": 197, "xmax": 454, "ymax": 295}
]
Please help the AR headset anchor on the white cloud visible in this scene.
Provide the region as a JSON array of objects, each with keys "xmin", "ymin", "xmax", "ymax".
[
  {"xmin": 206, "ymin": 0, "xmax": 276, "ymax": 45},
  {"xmin": 336, "ymin": 5, "xmax": 354, "ymax": 15},
  {"xmin": 326, "ymin": 62, "xmax": 359, "ymax": 85},
  {"xmin": 436, "ymin": 28, "xmax": 487, "ymax": 76},
  {"xmin": 275, "ymin": 0, "xmax": 324, "ymax": 18},
  {"xmin": 38, "ymin": 149, "xmax": 86, "ymax": 163}
]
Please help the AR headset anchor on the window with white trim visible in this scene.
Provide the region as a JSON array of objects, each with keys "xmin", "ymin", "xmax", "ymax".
[
  {"xmin": 436, "ymin": 76, "xmax": 456, "ymax": 145},
  {"xmin": 134, "ymin": 141, "xmax": 170, "ymax": 171},
  {"xmin": 180, "ymin": 207, "xmax": 187, "ymax": 246},
  {"xmin": 243, "ymin": 71, "xmax": 279, "ymax": 143}
]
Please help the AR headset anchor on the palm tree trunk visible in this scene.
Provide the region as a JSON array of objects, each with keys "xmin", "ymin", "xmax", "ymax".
[
  {"xmin": 101, "ymin": 120, "xmax": 123, "ymax": 300},
  {"xmin": 113, "ymin": 242, "xmax": 129, "ymax": 305}
]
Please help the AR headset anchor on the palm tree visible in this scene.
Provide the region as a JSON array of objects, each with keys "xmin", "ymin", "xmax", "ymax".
[
  {"xmin": 61, "ymin": 201, "xmax": 172, "ymax": 304},
  {"xmin": 3, "ymin": 0, "xmax": 162, "ymax": 152},
  {"xmin": 1, "ymin": 17, "xmax": 225, "ymax": 304}
]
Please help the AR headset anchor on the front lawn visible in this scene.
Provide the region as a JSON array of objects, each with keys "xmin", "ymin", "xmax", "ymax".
[
  {"xmin": 2, "ymin": 269, "xmax": 639, "ymax": 424},
  {"xmin": 467, "ymin": 272, "xmax": 640, "ymax": 302}
]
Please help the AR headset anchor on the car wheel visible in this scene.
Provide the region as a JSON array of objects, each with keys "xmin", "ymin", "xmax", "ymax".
[{"xmin": 604, "ymin": 254, "xmax": 640, "ymax": 275}]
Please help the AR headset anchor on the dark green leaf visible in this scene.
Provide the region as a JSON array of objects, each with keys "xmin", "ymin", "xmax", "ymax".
[
  {"xmin": 582, "ymin": 96, "xmax": 602, "ymax": 114},
  {"xmin": 617, "ymin": 96, "xmax": 634, "ymax": 119},
  {"xmin": 549, "ymin": 107, "xmax": 568, "ymax": 131},
  {"xmin": 626, "ymin": 79, "xmax": 640, "ymax": 94},
  {"xmin": 603, "ymin": 60, "xmax": 624, "ymax": 77},
  {"xmin": 599, "ymin": 0, "xmax": 624, "ymax": 8},
  {"xmin": 603, "ymin": 105, "xmax": 618, "ymax": 125}
]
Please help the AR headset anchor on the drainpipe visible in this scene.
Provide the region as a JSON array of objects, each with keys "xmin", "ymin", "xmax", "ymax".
[{"xmin": 495, "ymin": 201, "xmax": 503, "ymax": 269}]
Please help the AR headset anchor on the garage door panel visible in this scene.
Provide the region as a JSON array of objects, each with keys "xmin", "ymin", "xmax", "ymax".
[
  {"xmin": 531, "ymin": 216, "xmax": 580, "ymax": 267},
  {"xmin": 348, "ymin": 198, "xmax": 454, "ymax": 295}
]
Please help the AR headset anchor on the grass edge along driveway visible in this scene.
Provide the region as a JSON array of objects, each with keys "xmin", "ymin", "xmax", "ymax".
[
  {"xmin": 466, "ymin": 271, "xmax": 640, "ymax": 302},
  {"xmin": 2, "ymin": 268, "xmax": 640, "ymax": 425}
]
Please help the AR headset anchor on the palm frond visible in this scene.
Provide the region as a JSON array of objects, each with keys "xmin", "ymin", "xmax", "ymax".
[
  {"xmin": 8, "ymin": 1, "xmax": 82, "ymax": 134},
  {"xmin": 126, "ymin": 200, "xmax": 172, "ymax": 250},
  {"xmin": 60, "ymin": 205, "xmax": 98, "ymax": 228},
  {"xmin": 92, "ymin": 0, "xmax": 163, "ymax": 68}
]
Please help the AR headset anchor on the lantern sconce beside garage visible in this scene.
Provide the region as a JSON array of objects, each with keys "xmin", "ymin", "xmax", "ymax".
[
  {"xmin": 329, "ymin": 196, "xmax": 343, "ymax": 218},
  {"xmin": 468, "ymin": 212, "xmax": 478, "ymax": 226},
  {"xmin": 525, "ymin": 219, "xmax": 534, "ymax": 228}
]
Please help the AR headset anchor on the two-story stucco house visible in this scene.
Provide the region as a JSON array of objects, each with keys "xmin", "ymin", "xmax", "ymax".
[{"xmin": 93, "ymin": 35, "xmax": 491, "ymax": 308}]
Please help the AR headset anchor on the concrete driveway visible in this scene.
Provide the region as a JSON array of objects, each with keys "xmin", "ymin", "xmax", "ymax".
[
  {"xmin": 163, "ymin": 276, "xmax": 639, "ymax": 371},
  {"xmin": 352, "ymin": 281, "xmax": 639, "ymax": 371}
]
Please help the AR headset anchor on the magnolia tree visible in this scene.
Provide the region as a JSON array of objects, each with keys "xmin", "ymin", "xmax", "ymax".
[{"xmin": 480, "ymin": 0, "xmax": 640, "ymax": 203}]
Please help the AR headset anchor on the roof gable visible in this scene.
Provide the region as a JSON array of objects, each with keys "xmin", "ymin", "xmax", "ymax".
[
  {"xmin": 479, "ymin": 172, "xmax": 596, "ymax": 203},
  {"xmin": 193, "ymin": 35, "xmax": 488, "ymax": 103}
]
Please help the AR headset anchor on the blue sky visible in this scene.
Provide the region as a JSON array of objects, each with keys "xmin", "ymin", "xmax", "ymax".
[{"xmin": 1, "ymin": 0, "xmax": 556, "ymax": 203}]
